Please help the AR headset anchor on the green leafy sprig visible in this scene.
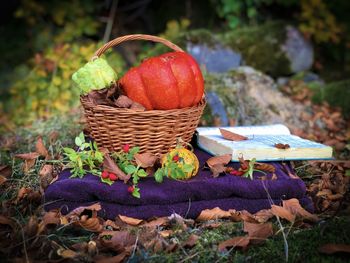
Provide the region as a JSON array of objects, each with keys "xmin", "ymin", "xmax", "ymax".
[
  {"xmin": 63, "ymin": 132, "xmax": 103, "ymax": 178},
  {"xmin": 111, "ymin": 146, "xmax": 148, "ymax": 198}
]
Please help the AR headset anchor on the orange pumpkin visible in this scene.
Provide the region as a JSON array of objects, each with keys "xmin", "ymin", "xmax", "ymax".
[{"xmin": 119, "ymin": 52, "xmax": 204, "ymax": 110}]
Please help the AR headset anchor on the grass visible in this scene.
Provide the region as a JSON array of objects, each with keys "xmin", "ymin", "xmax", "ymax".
[{"xmin": 1, "ymin": 113, "xmax": 349, "ymax": 262}]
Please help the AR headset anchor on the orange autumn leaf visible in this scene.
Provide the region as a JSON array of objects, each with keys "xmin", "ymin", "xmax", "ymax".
[
  {"xmin": 118, "ymin": 215, "xmax": 143, "ymax": 226},
  {"xmin": 196, "ymin": 207, "xmax": 233, "ymax": 221},
  {"xmin": 206, "ymin": 154, "xmax": 232, "ymax": 168}
]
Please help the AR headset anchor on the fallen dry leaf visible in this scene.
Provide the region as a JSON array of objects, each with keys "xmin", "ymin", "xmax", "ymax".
[
  {"xmin": 271, "ymin": 205, "xmax": 296, "ymax": 222},
  {"xmin": 218, "ymin": 236, "xmax": 250, "ymax": 251},
  {"xmin": 253, "ymin": 209, "xmax": 274, "ymax": 223},
  {"xmin": 35, "ymin": 136, "xmax": 49, "ymax": 158},
  {"xmin": 115, "ymin": 95, "xmax": 133, "ymax": 108},
  {"xmin": 78, "ymin": 216, "xmax": 103, "ymax": 232},
  {"xmin": 274, "ymin": 143, "xmax": 290, "ymax": 149},
  {"xmin": 210, "ymin": 163, "xmax": 227, "ymax": 177},
  {"xmin": 48, "ymin": 131, "xmax": 60, "ymax": 144},
  {"xmin": 206, "ymin": 154, "xmax": 232, "ymax": 168},
  {"xmin": 14, "ymin": 152, "xmax": 40, "ymax": 160},
  {"xmin": 66, "ymin": 203, "xmax": 102, "ymax": 218},
  {"xmin": 159, "ymin": 230, "xmax": 173, "ymax": 238},
  {"xmin": 318, "ymin": 243, "xmax": 350, "ymax": 255},
  {"xmin": 57, "ymin": 248, "xmax": 79, "ymax": 259},
  {"xmin": 134, "ymin": 153, "xmax": 158, "ymax": 168},
  {"xmin": 219, "ymin": 128, "xmax": 248, "ymax": 141},
  {"xmin": 118, "ymin": 215, "xmax": 143, "ymax": 226},
  {"xmin": 42, "ymin": 211, "xmax": 61, "ymax": 227},
  {"xmin": 196, "ymin": 207, "xmax": 233, "ymax": 221},
  {"xmin": 283, "ymin": 199, "xmax": 319, "ymax": 222},
  {"xmin": 99, "ymin": 231, "xmax": 136, "ymax": 253},
  {"xmin": 95, "ymin": 250, "xmax": 131, "ymax": 263},
  {"xmin": 0, "ymin": 165, "xmax": 12, "ymax": 178},
  {"xmin": 0, "ymin": 175, "xmax": 7, "ymax": 186},
  {"xmin": 103, "ymin": 155, "xmax": 130, "ymax": 182},
  {"xmin": 243, "ymin": 222, "xmax": 273, "ymax": 244},
  {"xmin": 255, "ymin": 163, "xmax": 276, "ymax": 173},
  {"xmin": 142, "ymin": 217, "xmax": 169, "ymax": 228},
  {"xmin": 183, "ymin": 234, "xmax": 199, "ymax": 248}
]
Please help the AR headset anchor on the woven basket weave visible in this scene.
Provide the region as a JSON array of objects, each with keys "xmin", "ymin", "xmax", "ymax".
[{"xmin": 81, "ymin": 34, "xmax": 206, "ymax": 154}]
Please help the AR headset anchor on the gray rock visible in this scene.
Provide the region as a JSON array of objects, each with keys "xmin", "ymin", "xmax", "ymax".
[
  {"xmin": 186, "ymin": 42, "xmax": 242, "ymax": 73},
  {"xmin": 281, "ymin": 26, "xmax": 314, "ymax": 73},
  {"xmin": 203, "ymin": 66, "xmax": 310, "ymax": 129}
]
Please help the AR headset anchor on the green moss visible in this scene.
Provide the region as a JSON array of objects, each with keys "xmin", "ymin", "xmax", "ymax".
[
  {"xmin": 311, "ymin": 80, "xmax": 350, "ymax": 117},
  {"xmin": 221, "ymin": 21, "xmax": 291, "ymax": 77}
]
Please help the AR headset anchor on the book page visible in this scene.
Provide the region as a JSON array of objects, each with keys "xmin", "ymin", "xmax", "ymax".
[{"xmin": 197, "ymin": 124, "xmax": 291, "ymax": 136}]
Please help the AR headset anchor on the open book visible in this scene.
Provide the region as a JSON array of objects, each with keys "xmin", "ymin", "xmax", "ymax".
[{"xmin": 196, "ymin": 124, "xmax": 333, "ymax": 161}]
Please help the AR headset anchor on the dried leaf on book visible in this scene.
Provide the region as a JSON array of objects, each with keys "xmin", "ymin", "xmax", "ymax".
[
  {"xmin": 219, "ymin": 128, "xmax": 248, "ymax": 141},
  {"xmin": 274, "ymin": 143, "xmax": 290, "ymax": 149}
]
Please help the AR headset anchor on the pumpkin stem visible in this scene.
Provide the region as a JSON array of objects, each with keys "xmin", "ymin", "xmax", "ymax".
[{"xmin": 175, "ymin": 137, "xmax": 194, "ymax": 152}]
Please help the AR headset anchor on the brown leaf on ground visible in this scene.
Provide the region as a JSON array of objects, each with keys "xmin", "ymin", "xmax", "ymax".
[
  {"xmin": 196, "ymin": 207, "xmax": 233, "ymax": 221},
  {"xmin": 283, "ymin": 198, "xmax": 319, "ymax": 222},
  {"xmin": 118, "ymin": 215, "xmax": 143, "ymax": 226},
  {"xmin": 210, "ymin": 163, "xmax": 227, "ymax": 177},
  {"xmin": 318, "ymin": 243, "xmax": 350, "ymax": 254},
  {"xmin": 274, "ymin": 143, "xmax": 290, "ymax": 149},
  {"xmin": 67, "ymin": 203, "xmax": 102, "ymax": 218},
  {"xmin": 42, "ymin": 210, "xmax": 61, "ymax": 227},
  {"xmin": 159, "ymin": 230, "xmax": 173, "ymax": 238},
  {"xmin": 0, "ymin": 175, "xmax": 7, "ymax": 186},
  {"xmin": 243, "ymin": 222, "xmax": 273, "ymax": 244},
  {"xmin": 253, "ymin": 209, "xmax": 274, "ymax": 223},
  {"xmin": 134, "ymin": 153, "xmax": 158, "ymax": 168},
  {"xmin": 115, "ymin": 95, "xmax": 133, "ymax": 108},
  {"xmin": 142, "ymin": 217, "xmax": 169, "ymax": 228},
  {"xmin": 104, "ymin": 219, "xmax": 121, "ymax": 230},
  {"xmin": 95, "ymin": 250, "xmax": 131, "ymax": 263},
  {"xmin": 130, "ymin": 102, "xmax": 146, "ymax": 111},
  {"xmin": 0, "ymin": 165, "xmax": 12, "ymax": 178},
  {"xmin": 206, "ymin": 154, "xmax": 232, "ymax": 168},
  {"xmin": 218, "ymin": 236, "xmax": 250, "ymax": 252},
  {"xmin": 57, "ymin": 248, "xmax": 79, "ymax": 259},
  {"xmin": 78, "ymin": 216, "xmax": 103, "ymax": 232},
  {"xmin": 39, "ymin": 164, "xmax": 54, "ymax": 190},
  {"xmin": 219, "ymin": 128, "xmax": 248, "ymax": 141},
  {"xmin": 183, "ymin": 234, "xmax": 199, "ymax": 248},
  {"xmin": 48, "ymin": 131, "xmax": 59, "ymax": 144},
  {"xmin": 35, "ymin": 136, "xmax": 49, "ymax": 158},
  {"xmin": 271, "ymin": 205, "xmax": 296, "ymax": 222},
  {"xmin": 14, "ymin": 152, "xmax": 40, "ymax": 160},
  {"xmin": 103, "ymin": 155, "xmax": 130, "ymax": 182},
  {"xmin": 99, "ymin": 231, "xmax": 136, "ymax": 253}
]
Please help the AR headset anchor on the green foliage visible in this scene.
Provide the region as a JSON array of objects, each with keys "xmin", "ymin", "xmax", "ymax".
[
  {"xmin": 6, "ymin": 42, "xmax": 125, "ymax": 125},
  {"xmin": 222, "ymin": 21, "xmax": 291, "ymax": 77},
  {"xmin": 63, "ymin": 132, "xmax": 104, "ymax": 178},
  {"xmin": 111, "ymin": 146, "xmax": 148, "ymax": 198},
  {"xmin": 299, "ymin": 0, "xmax": 342, "ymax": 44},
  {"xmin": 15, "ymin": 0, "xmax": 101, "ymax": 51}
]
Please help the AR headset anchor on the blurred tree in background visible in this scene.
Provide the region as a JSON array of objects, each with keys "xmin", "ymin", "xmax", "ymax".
[{"xmin": 0, "ymin": 0, "xmax": 349, "ymax": 128}]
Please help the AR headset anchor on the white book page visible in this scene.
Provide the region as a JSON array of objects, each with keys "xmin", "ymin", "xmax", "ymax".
[{"xmin": 196, "ymin": 124, "xmax": 291, "ymax": 136}]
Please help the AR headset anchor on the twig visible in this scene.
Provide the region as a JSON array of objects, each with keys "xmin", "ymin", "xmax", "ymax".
[
  {"xmin": 103, "ymin": 0, "xmax": 118, "ymax": 43},
  {"xmin": 179, "ymin": 251, "xmax": 200, "ymax": 263}
]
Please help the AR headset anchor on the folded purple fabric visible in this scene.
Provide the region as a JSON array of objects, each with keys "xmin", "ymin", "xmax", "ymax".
[{"xmin": 44, "ymin": 149, "xmax": 314, "ymax": 219}]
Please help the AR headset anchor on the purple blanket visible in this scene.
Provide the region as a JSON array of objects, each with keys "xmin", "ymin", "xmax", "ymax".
[{"xmin": 44, "ymin": 149, "xmax": 314, "ymax": 219}]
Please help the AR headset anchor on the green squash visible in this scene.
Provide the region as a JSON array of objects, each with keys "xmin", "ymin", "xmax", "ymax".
[{"xmin": 72, "ymin": 58, "xmax": 117, "ymax": 94}]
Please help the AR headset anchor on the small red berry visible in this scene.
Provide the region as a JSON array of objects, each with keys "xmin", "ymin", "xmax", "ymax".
[
  {"xmin": 122, "ymin": 144, "xmax": 130, "ymax": 153},
  {"xmin": 127, "ymin": 186, "xmax": 134, "ymax": 193},
  {"xmin": 101, "ymin": 170, "xmax": 109, "ymax": 179},
  {"xmin": 230, "ymin": 170, "xmax": 244, "ymax": 176},
  {"xmin": 172, "ymin": 155, "xmax": 180, "ymax": 162},
  {"xmin": 109, "ymin": 173, "xmax": 118, "ymax": 181}
]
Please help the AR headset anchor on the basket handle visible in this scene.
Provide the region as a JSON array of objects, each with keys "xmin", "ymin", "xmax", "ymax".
[{"xmin": 92, "ymin": 34, "xmax": 184, "ymax": 59}]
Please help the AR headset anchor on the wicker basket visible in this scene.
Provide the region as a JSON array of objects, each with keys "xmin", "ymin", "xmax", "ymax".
[{"xmin": 81, "ymin": 34, "xmax": 206, "ymax": 155}]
